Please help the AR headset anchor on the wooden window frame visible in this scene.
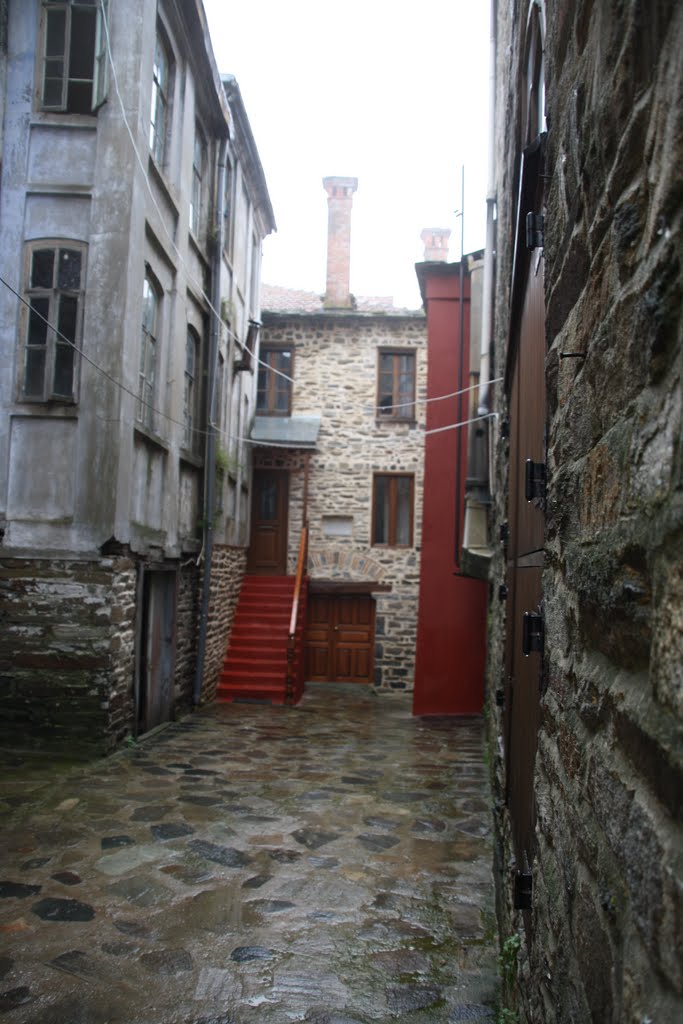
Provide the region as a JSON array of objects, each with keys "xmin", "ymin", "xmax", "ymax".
[
  {"xmin": 190, "ymin": 123, "xmax": 206, "ymax": 238},
  {"xmin": 376, "ymin": 348, "xmax": 416, "ymax": 422},
  {"xmin": 138, "ymin": 271, "xmax": 161, "ymax": 430},
  {"xmin": 19, "ymin": 239, "xmax": 86, "ymax": 403},
  {"xmin": 372, "ymin": 473, "xmax": 414, "ymax": 547},
  {"xmin": 256, "ymin": 346, "xmax": 293, "ymax": 416}
]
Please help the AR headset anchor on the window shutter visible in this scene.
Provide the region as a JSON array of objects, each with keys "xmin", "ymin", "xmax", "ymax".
[{"xmin": 91, "ymin": 0, "xmax": 109, "ymax": 111}]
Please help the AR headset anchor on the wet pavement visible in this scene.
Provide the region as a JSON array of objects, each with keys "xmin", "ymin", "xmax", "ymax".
[{"xmin": 0, "ymin": 685, "xmax": 499, "ymax": 1023}]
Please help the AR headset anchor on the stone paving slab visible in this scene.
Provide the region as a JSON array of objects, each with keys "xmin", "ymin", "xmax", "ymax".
[{"xmin": 0, "ymin": 685, "xmax": 499, "ymax": 1023}]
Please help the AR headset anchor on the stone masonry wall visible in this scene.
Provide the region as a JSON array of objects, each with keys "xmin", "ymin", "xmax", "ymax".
[
  {"xmin": 0, "ymin": 556, "xmax": 136, "ymax": 756},
  {"xmin": 200, "ymin": 543, "xmax": 247, "ymax": 702},
  {"xmin": 174, "ymin": 561, "xmax": 199, "ymax": 713},
  {"xmin": 261, "ymin": 312, "xmax": 426, "ymax": 691},
  {"xmin": 488, "ymin": 3, "xmax": 683, "ymax": 1023}
]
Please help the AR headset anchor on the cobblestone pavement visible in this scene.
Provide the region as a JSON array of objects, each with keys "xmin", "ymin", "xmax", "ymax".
[{"xmin": 0, "ymin": 685, "xmax": 499, "ymax": 1023}]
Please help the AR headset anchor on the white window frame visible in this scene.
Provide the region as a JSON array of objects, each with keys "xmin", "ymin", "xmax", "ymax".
[
  {"xmin": 149, "ymin": 29, "xmax": 172, "ymax": 167},
  {"xmin": 40, "ymin": 0, "xmax": 109, "ymax": 114}
]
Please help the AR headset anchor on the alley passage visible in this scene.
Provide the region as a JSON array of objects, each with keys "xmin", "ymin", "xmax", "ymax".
[{"xmin": 0, "ymin": 686, "xmax": 498, "ymax": 1023}]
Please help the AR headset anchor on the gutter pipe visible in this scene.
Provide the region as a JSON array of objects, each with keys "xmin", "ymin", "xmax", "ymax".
[
  {"xmin": 478, "ymin": 0, "xmax": 497, "ymax": 422},
  {"xmin": 193, "ymin": 136, "xmax": 228, "ymax": 706}
]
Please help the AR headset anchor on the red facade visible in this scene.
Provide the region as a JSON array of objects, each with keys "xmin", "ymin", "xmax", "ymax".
[{"xmin": 413, "ymin": 264, "xmax": 487, "ymax": 715}]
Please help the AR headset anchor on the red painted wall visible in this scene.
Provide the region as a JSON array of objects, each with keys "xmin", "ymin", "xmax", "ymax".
[{"xmin": 413, "ymin": 266, "xmax": 488, "ymax": 715}]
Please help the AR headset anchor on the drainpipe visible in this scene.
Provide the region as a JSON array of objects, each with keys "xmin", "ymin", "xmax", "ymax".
[
  {"xmin": 194, "ymin": 137, "xmax": 228, "ymax": 706},
  {"xmin": 477, "ymin": 0, "xmax": 497, "ymax": 423}
]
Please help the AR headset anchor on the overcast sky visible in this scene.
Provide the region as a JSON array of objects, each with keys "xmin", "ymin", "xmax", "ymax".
[{"xmin": 202, "ymin": 0, "xmax": 491, "ymax": 310}]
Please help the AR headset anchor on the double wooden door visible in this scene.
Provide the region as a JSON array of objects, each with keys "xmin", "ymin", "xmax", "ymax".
[{"xmin": 305, "ymin": 593, "xmax": 375, "ymax": 684}]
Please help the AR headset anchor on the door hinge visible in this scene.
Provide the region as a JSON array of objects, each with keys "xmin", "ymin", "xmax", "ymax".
[
  {"xmin": 514, "ymin": 869, "xmax": 533, "ymax": 910},
  {"xmin": 522, "ymin": 610, "xmax": 544, "ymax": 656},
  {"xmin": 524, "ymin": 459, "xmax": 546, "ymax": 502},
  {"xmin": 500, "ymin": 521, "xmax": 509, "ymax": 544},
  {"xmin": 526, "ymin": 212, "xmax": 545, "ymax": 250},
  {"xmin": 499, "ymin": 584, "xmax": 508, "ymax": 601}
]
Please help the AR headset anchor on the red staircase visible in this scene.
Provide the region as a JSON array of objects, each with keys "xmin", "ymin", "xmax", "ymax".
[{"xmin": 216, "ymin": 575, "xmax": 306, "ymax": 705}]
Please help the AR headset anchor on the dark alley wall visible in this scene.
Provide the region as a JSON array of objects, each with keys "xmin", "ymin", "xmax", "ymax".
[{"xmin": 488, "ymin": 2, "xmax": 683, "ymax": 1021}]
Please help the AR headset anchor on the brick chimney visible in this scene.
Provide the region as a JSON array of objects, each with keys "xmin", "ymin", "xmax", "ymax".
[
  {"xmin": 421, "ymin": 228, "xmax": 451, "ymax": 262},
  {"xmin": 323, "ymin": 176, "xmax": 358, "ymax": 308}
]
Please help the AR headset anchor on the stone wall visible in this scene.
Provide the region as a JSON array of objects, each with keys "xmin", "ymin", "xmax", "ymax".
[
  {"xmin": 488, "ymin": 3, "xmax": 683, "ymax": 1022},
  {"xmin": 261, "ymin": 311, "xmax": 426, "ymax": 690},
  {"xmin": 0, "ymin": 555, "xmax": 137, "ymax": 756},
  {"xmin": 174, "ymin": 561, "xmax": 199, "ymax": 713},
  {"xmin": 200, "ymin": 543, "xmax": 247, "ymax": 702}
]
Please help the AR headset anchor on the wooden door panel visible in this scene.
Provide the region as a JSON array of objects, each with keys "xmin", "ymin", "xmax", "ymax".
[
  {"xmin": 304, "ymin": 593, "xmax": 375, "ymax": 684},
  {"xmin": 248, "ymin": 470, "xmax": 288, "ymax": 573}
]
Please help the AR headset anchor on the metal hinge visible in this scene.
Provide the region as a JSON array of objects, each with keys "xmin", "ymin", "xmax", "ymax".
[
  {"xmin": 526, "ymin": 212, "xmax": 545, "ymax": 250},
  {"xmin": 500, "ymin": 522, "xmax": 509, "ymax": 544},
  {"xmin": 499, "ymin": 584, "xmax": 508, "ymax": 601},
  {"xmin": 524, "ymin": 459, "xmax": 546, "ymax": 502},
  {"xmin": 522, "ymin": 610, "xmax": 544, "ymax": 656}
]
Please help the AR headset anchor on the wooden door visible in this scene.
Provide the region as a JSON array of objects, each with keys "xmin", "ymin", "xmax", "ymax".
[
  {"xmin": 139, "ymin": 570, "xmax": 176, "ymax": 734},
  {"xmin": 305, "ymin": 593, "xmax": 375, "ymax": 683},
  {"xmin": 503, "ymin": 135, "xmax": 547, "ymax": 912},
  {"xmin": 247, "ymin": 469, "xmax": 288, "ymax": 574}
]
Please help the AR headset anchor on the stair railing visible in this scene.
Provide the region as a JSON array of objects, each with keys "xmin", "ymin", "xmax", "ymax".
[{"xmin": 286, "ymin": 525, "xmax": 308, "ymax": 704}]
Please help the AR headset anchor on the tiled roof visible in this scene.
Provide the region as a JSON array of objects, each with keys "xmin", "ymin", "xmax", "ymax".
[{"xmin": 260, "ymin": 283, "xmax": 420, "ymax": 316}]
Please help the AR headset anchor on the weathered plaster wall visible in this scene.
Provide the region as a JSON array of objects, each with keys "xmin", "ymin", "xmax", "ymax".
[
  {"xmin": 260, "ymin": 312, "xmax": 426, "ymax": 690},
  {"xmin": 488, "ymin": 2, "xmax": 683, "ymax": 1022}
]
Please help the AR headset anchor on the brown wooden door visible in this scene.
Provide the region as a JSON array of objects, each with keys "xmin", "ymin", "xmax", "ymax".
[
  {"xmin": 139, "ymin": 570, "xmax": 177, "ymax": 735},
  {"xmin": 305, "ymin": 593, "xmax": 375, "ymax": 683},
  {"xmin": 247, "ymin": 469, "xmax": 288, "ymax": 574}
]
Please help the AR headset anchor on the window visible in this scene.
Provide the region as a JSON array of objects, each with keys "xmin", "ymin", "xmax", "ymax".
[
  {"xmin": 184, "ymin": 327, "xmax": 201, "ymax": 452},
  {"xmin": 41, "ymin": 0, "xmax": 108, "ymax": 114},
  {"xmin": 256, "ymin": 348, "xmax": 292, "ymax": 415},
  {"xmin": 377, "ymin": 350, "xmax": 416, "ymax": 420},
  {"xmin": 190, "ymin": 125, "xmax": 206, "ymax": 237},
  {"xmin": 138, "ymin": 274, "xmax": 159, "ymax": 429},
  {"xmin": 223, "ymin": 156, "xmax": 234, "ymax": 258},
  {"xmin": 22, "ymin": 242, "xmax": 85, "ymax": 401},
  {"xmin": 372, "ymin": 474, "xmax": 414, "ymax": 546},
  {"xmin": 149, "ymin": 31, "xmax": 171, "ymax": 166}
]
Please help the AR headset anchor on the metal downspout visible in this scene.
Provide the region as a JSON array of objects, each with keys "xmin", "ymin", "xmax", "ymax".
[
  {"xmin": 193, "ymin": 138, "xmax": 228, "ymax": 706},
  {"xmin": 477, "ymin": 0, "xmax": 497, "ymax": 423}
]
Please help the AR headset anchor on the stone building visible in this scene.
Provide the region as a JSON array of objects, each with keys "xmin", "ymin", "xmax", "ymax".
[
  {"xmin": 0, "ymin": 0, "xmax": 274, "ymax": 754},
  {"xmin": 475, "ymin": 1, "xmax": 683, "ymax": 1020},
  {"xmin": 218, "ymin": 177, "xmax": 427, "ymax": 699}
]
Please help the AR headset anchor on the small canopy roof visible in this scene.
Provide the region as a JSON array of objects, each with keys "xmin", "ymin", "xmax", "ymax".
[{"xmin": 251, "ymin": 415, "xmax": 321, "ymax": 449}]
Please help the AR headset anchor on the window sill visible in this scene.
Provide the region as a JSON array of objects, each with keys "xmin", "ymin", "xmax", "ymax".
[
  {"xmin": 134, "ymin": 423, "xmax": 169, "ymax": 453},
  {"xmin": 375, "ymin": 417, "xmax": 417, "ymax": 426},
  {"xmin": 188, "ymin": 229, "xmax": 210, "ymax": 265},
  {"xmin": 147, "ymin": 154, "xmax": 179, "ymax": 218},
  {"xmin": 179, "ymin": 449, "xmax": 203, "ymax": 469},
  {"xmin": 30, "ymin": 113, "xmax": 98, "ymax": 130}
]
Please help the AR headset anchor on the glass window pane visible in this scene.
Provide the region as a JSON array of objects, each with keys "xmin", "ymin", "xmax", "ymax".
[
  {"xmin": 31, "ymin": 250, "xmax": 54, "ymax": 289},
  {"xmin": 57, "ymin": 295, "xmax": 78, "ymax": 343},
  {"xmin": 28, "ymin": 298, "xmax": 50, "ymax": 346},
  {"xmin": 395, "ymin": 477, "xmax": 412, "ymax": 545},
  {"xmin": 25, "ymin": 349, "xmax": 47, "ymax": 397},
  {"xmin": 45, "ymin": 8, "xmax": 66, "ymax": 58},
  {"xmin": 58, "ymin": 249, "xmax": 82, "ymax": 290},
  {"xmin": 69, "ymin": 8, "xmax": 96, "ymax": 79},
  {"xmin": 53, "ymin": 343, "xmax": 74, "ymax": 397},
  {"xmin": 373, "ymin": 477, "xmax": 389, "ymax": 543},
  {"xmin": 43, "ymin": 71, "xmax": 65, "ymax": 107},
  {"xmin": 260, "ymin": 480, "xmax": 277, "ymax": 520}
]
